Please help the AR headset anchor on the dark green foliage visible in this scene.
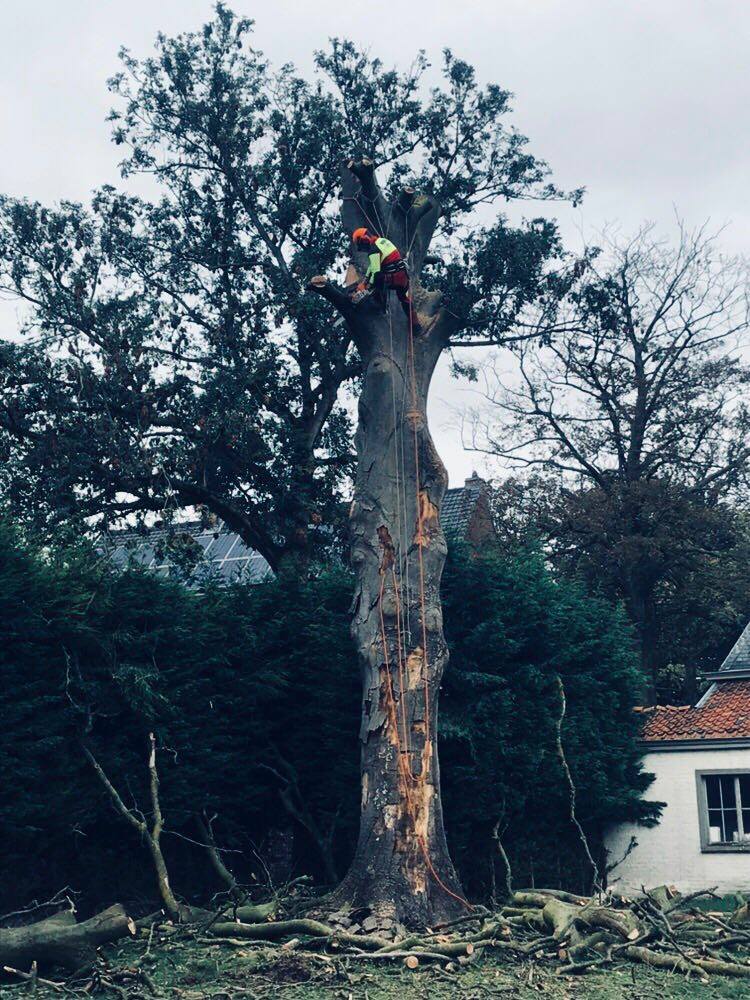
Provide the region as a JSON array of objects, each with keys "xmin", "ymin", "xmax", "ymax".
[
  {"xmin": 0, "ymin": 522, "xmax": 96, "ymax": 903},
  {"xmin": 0, "ymin": 524, "xmax": 359, "ymax": 910},
  {"xmin": 440, "ymin": 543, "xmax": 659, "ymax": 897},
  {"xmin": 0, "ymin": 524, "xmax": 654, "ymax": 911},
  {"xmin": 0, "ymin": 6, "xmax": 573, "ymax": 573},
  {"xmin": 492, "ymin": 476, "xmax": 750, "ymax": 704}
]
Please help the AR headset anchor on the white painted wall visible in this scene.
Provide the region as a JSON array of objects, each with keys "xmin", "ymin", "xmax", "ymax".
[{"xmin": 605, "ymin": 748, "xmax": 750, "ymax": 895}]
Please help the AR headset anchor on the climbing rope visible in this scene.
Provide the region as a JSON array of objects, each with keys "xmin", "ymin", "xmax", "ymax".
[
  {"xmin": 379, "ymin": 231, "xmax": 472, "ymax": 911},
  {"xmin": 347, "ymin": 179, "xmax": 470, "ymax": 908}
]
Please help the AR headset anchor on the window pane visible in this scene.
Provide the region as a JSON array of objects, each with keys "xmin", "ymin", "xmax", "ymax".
[
  {"xmin": 724, "ymin": 808, "xmax": 739, "ymax": 843},
  {"xmin": 742, "ymin": 811, "xmax": 750, "ymax": 841},
  {"xmin": 720, "ymin": 775, "xmax": 737, "ymax": 808},
  {"xmin": 708, "ymin": 809, "xmax": 725, "ymax": 842},
  {"xmin": 739, "ymin": 776, "xmax": 750, "ymax": 809},
  {"xmin": 705, "ymin": 775, "xmax": 721, "ymax": 809}
]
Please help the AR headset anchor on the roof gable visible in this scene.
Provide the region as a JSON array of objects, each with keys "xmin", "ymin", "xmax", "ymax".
[
  {"xmin": 719, "ymin": 621, "xmax": 750, "ymax": 673},
  {"xmin": 441, "ymin": 473, "xmax": 494, "ymax": 543}
]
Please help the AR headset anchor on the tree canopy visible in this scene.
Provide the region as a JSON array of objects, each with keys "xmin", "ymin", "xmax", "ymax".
[{"xmin": 0, "ymin": 5, "xmax": 575, "ymax": 573}]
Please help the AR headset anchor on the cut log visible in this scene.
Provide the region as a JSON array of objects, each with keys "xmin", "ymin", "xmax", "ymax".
[
  {"xmin": 0, "ymin": 905, "xmax": 135, "ymax": 972},
  {"xmin": 207, "ymin": 918, "xmax": 386, "ymax": 951},
  {"xmin": 624, "ymin": 945, "xmax": 707, "ymax": 979},
  {"xmin": 514, "ymin": 889, "xmax": 589, "ymax": 906},
  {"xmin": 582, "ymin": 907, "xmax": 641, "ymax": 941},
  {"xmin": 231, "ymin": 902, "xmax": 277, "ymax": 924},
  {"xmin": 541, "ymin": 899, "xmax": 582, "ymax": 941}
]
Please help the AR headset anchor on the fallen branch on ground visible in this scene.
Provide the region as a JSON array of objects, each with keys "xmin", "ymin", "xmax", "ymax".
[
  {"xmin": 8, "ymin": 881, "xmax": 750, "ymax": 987},
  {"xmin": 0, "ymin": 905, "xmax": 135, "ymax": 972}
]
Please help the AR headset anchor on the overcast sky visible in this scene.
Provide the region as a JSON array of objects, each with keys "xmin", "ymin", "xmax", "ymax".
[{"xmin": 2, "ymin": 0, "xmax": 748, "ymax": 485}]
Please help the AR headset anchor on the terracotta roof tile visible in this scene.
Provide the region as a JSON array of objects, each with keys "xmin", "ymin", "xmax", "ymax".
[{"xmin": 638, "ymin": 680, "xmax": 750, "ymax": 742}]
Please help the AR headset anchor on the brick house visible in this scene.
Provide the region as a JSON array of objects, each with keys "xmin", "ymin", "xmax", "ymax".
[
  {"xmin": 441, "ymin": 472, "xmax": 496, "ymax": 548},
  {"xmin": 605, "ymin": 623, "xmax": 750, "ymax": 894}
]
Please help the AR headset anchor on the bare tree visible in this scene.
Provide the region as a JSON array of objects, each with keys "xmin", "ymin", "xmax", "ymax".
[
  {"xmin": 83, "ymin": 733, "xmax": 182, "ymax": 920},
  {"xmin": 470, "ymin": 222, "xmax": 750, "ymax": 699}
]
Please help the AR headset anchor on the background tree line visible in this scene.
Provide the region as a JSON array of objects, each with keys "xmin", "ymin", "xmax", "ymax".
[
  {"xmin": 469, "ymin": 223, "xmax": 750, "ymax": 703},
  {"xmin": 0, "ymin": 520, "xmax": 655, "ymax": 915}
]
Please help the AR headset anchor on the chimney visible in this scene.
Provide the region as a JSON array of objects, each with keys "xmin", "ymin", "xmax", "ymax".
[{"xmin": 464, "ymin": 471, "xmax": 485, "ymax": 492}]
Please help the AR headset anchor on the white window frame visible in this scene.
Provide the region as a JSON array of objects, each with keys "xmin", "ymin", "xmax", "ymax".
[{"xmin": 696, "ymin": 770, "xmax": 750, "ymax": 853}]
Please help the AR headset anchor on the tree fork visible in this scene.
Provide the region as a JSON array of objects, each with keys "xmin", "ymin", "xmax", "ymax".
[
  {"xmin": 310, "ymin": 160, "xmax": 467, "ymax": 927},
  {"xmin": 82, "ymin": 734, "xmax": 182, "ymax": 921}
]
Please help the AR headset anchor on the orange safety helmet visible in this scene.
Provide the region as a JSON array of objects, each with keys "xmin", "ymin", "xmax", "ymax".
[{"xmin": 352, "ymin": 227, "xmax": 370, "ymax": 243}]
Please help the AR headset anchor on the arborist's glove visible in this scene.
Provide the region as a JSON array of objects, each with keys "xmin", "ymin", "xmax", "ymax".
[{"xmin": 357, "ymin": 282, "xmax": 368, "ymax": 292}]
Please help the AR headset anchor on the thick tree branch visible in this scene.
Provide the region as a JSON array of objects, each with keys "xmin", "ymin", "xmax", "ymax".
[
  {"xmin": 406, "ymin": 195, "xmax": 441, "ymax": 274},
  {"xmin": 172, "ymin": 480, "xmax": 281, "ymax": 571},
  {"xmin": 307, "ymin": 275, "xmax": 355, "ymax": 317},
  {"xmin": 346, "ymin": 157, "xmax": 390, "ymax": 235}
]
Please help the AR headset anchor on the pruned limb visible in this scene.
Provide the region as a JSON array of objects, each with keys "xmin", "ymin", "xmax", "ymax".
[
  {"xmin": 397, "ymin": 187, "xmax": 416, "ymax": 215},
  {"xmin": 196, "ymin": 815, "xmax": 243, "ymax": 902},
  {"xmin": 406, "ymin": 194, "xmax": 441, "ymax": 273},
  {"xmin": 308, "ymin": 276, "xmax": 356, "ymax": 319},
  {"xmin": 346, "ymin": 158, "xmax": 390, "ymax": 235},
  {"xmin": 340, "ymin": 159, "xmax": 386, "ymax": 239},
  {"xmin": 624, "ymin": 944, "xmax": 710, "ymax": 979},
  {"xmin": 346, "ymin": 949, "xmax": 461, "ymax": 963},
  {"xmin": 207, "ymin": 918, "xmax": 387, "ymax": 951},
  {"xmin": 376, "ymin": 936, "xmax": 476, "ymax": 957},
  {"xmin": 514, "ymin": 889, "xmax": 591, "ymax": 906},
  {"xmin": 492, "ymin": 820, "xmax": 513, "ymax": 903}
]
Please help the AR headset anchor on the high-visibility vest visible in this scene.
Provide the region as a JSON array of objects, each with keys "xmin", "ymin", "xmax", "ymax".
[
  {"xmin": 374, "ymin": 237, "xmax": 398, "ymax": 259},
  {"xmin": 365, "ymin": 237, "xmax": 402, "ymax": 283}
]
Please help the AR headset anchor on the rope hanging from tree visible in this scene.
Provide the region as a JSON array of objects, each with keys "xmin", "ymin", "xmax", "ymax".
[{"xmin": 351, "ymin": 194, "xmax": 471, "ymax": 909}]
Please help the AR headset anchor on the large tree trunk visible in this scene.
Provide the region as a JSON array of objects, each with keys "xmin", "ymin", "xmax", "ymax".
[
  {"xmin": 312, "ymin": 160, "xmax": 468, "ymax": 927},
  {"xmin": 331, "ymin": 303, "xmax": 465, "ymax": 926}
]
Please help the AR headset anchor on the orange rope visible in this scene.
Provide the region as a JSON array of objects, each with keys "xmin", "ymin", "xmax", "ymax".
[
  {"xmin": 350, "ymin": 185, "xmax": 471, "ymax": 909},
  {"xmin": 371, "ymin": 282, "xmax": 472, "ymax": 912}
]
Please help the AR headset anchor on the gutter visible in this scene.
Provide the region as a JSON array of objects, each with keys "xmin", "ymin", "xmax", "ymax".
[{"xmin": 640, "ymin": 737, "xmax": 750, "ymax": 752}]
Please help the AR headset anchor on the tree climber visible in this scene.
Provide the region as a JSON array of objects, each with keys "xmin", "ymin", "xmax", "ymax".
[{"xmin": 352, "ymin": 228, "xmax": 422, "ymax": 333}]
